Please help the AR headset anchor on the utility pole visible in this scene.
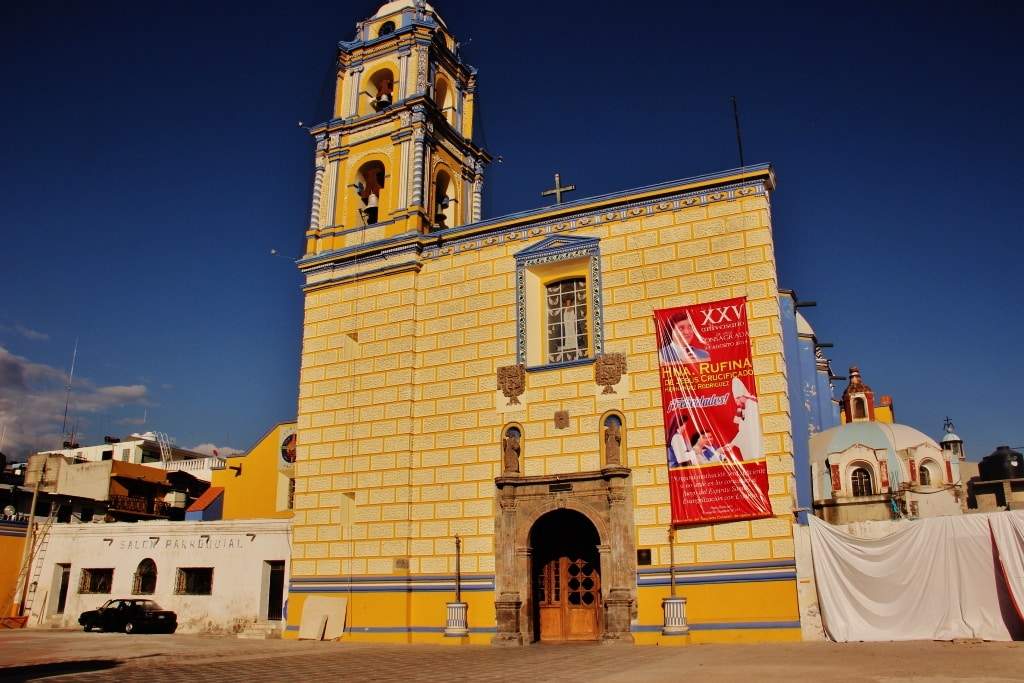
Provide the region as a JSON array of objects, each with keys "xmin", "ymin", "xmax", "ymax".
[{"xmin": 13, "ymin": 458, "xmax": 45, "ymax": 617}]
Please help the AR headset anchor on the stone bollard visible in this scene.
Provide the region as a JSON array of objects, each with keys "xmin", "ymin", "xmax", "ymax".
[
  {"xmin": 662, "ymin": 596, "xmax": 689, "ymax": 635},
  {"xmin": 444, "ymin": 601, "xmax": 469, "ymax": 637}
]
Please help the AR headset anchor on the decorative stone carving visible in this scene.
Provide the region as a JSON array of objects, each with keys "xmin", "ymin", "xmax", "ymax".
[
  {"xmin": 554, "ymin": 410, "xmax": 569, "ymax": 430},
  {"xmin": 502, "ymin": 427, "xmax": 521, "ymax": 474},
  {"xmin": 595, "ymin": 353, "xmax": 627, "ymax": 394},
  {"xmin": 497, "ymin": 364, "xmax": 525, "ymax": 406}
]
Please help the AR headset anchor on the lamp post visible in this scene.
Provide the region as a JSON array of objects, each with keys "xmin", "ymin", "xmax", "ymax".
[{"xmin": 444, "ymin": 534, "xmax": 469, "ymax": 637}]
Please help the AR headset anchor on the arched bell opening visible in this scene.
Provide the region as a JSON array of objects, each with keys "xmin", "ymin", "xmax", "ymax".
[
  {"xmin": 431, "ymin": 169, "xmax": 457, "ymax": 230},
  {"xmin": 528, "ymin": 508, "xmax": 602, "ymax": 642},
  {"xmin": 354, "ymin": 160, "xmax": 386, "ymax": 225},
  {"xmin": 434, "ymin": 76, "xmax": 455, "ymax": 125},
  {"xmin": 364, "ymin": 68, "xmax": 395, "ymax": 113}
]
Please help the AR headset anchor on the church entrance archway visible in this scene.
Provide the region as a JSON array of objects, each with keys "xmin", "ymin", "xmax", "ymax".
[{"xmin": 530, "ymin": 509, "xmax": 602, "ymax": 642}]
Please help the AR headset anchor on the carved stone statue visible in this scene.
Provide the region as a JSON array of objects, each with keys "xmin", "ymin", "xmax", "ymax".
[
  {"xmin": 595, "ymin": 353, "xmax": 627, "ymax": 394},
  {"xmin": 502, "ymin": 428, "xmax": 521, "ymax": 474},
  {"xmin": 497, "ymin": 364, "xmax": 526, "ymax": 406},
  {"xmin": 604, "ymin": 418, "xmax": 622, "ymax": 466}
]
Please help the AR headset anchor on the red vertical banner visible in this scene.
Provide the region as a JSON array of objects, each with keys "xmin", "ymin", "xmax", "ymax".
[{"xmin": 654, "ymin": 297, "xmax": 773, "ymax": 525}]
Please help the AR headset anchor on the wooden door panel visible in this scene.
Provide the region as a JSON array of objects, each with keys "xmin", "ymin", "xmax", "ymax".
[{"xmin": 539, "ymin": 606, "xmax": 563, "ymax": 641}]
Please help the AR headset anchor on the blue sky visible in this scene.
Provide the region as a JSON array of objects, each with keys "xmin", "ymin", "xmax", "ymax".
[{"xmin": 1, "ymin": 0, "xmax": 1021, "ymax": 459}]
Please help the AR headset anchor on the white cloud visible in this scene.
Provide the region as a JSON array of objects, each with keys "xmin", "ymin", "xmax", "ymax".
[
  {"xmin": 14, "ymin": 324, "xmax": 49, "ymax": 342},
  {"xmin": 190, "ymin": 443, "xmax": 243, "ymax": 457},
  {"xmin": 0, "ymin": 346, "xmax": 148, "ymax": 460}
]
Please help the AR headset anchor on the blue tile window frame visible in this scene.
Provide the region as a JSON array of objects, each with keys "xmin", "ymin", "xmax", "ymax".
[{"xmin": 514, "ymin": 236, "xmax": 604, "ymax": 371}]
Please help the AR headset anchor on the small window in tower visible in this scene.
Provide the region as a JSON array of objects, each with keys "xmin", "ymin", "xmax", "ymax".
[
  {"xmin": 546, "ymin": 278, "xmax": 589, "ymax": 364},
  {"xmin": 434, "ymin": 77, "xmax": 455, "ymax": 124},
  {"xmin": 355, "ymin": 161, "xmax": 386, "ymax": 225},
  {"xmin": 378, "ymin": 21, "xmax": 396, "ymax": 37},
  {"xmin": 853, "ymin": 397, "xmax": 867, "ymax": 420}
]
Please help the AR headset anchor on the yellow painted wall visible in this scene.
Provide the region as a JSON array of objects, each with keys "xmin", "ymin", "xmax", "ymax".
[
  {"xmin": 211, "ymin": 422, "xmax": 295, "ymax": 521},
  {"xmin": 291, "ymin": 168, "xmax": 799, "ymax": 643},
  {"xmin": 0, "ymin": 527, "xmax": 27, "ymax": 613}
]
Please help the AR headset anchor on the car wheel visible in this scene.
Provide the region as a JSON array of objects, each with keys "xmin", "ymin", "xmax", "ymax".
[
  {"xmin": 124, "ymin": 621, "xmax": 135, "ymax": 634},
  {"xmin": 82, "ymin": 623, "xmax": 92, "ymax": 632}
]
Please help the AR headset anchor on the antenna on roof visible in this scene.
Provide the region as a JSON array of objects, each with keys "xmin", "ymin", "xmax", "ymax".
[
  {"xmin": 60, "ymin": 338, "xmax": 79, "ymax": 447},
  {"xmin": 731, "ymin": 96, "xmax": 745, "ymax": 168}
]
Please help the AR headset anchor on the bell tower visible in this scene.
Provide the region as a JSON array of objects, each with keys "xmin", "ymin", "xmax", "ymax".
[{"xmin": 303, "ymin": 0, "xmax": 490, "ymax": 256}]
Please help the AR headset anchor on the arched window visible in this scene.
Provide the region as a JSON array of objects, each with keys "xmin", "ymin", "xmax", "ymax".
[
  {"xmin": 354, "ymin": 161, "xmax": 386, "ymax": 225},
  {"xmin": 546, "ymin": 278, "xmax": 589, "ymax": 364},
  {"xmin": 432, "ymin": 170, "xmax": 455, "ymax": 230},
  {"xmin": 434, "ymin": 77, "xmax": 455, "ymax": 124},
  {"xmin": 378, "ymin": 21, "xmax": 395, "ymax": 37},
  {"xmin": 600, "ymin": 412, "xmax": 625, "ymax": 467},
  {"xmin": 501, "ymin": 424, "xmax": 522, "ymax": 475},
  {"xmin": 853, "ymin": 397, "xmax": 867, "ymax": 420},
  {"xmin": 851, "ymin": 467, "xmax": 873, "ymax": 497},
  {"xmin": 366, "ymin": 69, "xmax": 395, "ymax": 112},
  {"xmin": 132, "ymin": 558, "xmax": 157, "ymax": 595},
  {"xmin": 919, "ymin": 460, "xmax": 941, "ymax": 486}
]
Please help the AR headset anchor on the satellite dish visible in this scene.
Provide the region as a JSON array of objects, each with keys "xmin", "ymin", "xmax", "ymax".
[{"xmin": 2, "ymin": 505, "xmax": 15, "ymax": 518}]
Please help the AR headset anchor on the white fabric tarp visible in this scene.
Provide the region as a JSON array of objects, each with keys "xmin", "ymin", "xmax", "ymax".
[
  {"xmin": 809, "ymin": 512, "xmax": 1024, "ymax": 642},
  {"xmin": 990, "ymin": 511, "xmax": 1024, "ymax": 623}
]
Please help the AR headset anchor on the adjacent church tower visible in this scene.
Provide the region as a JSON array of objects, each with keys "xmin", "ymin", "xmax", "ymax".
[{"xmin": 304, "ymin": 0, "xmax": 490, "ymax": 256}]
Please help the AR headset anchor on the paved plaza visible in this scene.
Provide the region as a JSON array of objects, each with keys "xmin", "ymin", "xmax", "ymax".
[{"xmin": 0, "ymin": 631, "xmax": 1022, "ymax": 682}]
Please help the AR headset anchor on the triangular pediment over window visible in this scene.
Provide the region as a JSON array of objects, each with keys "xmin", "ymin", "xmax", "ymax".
[{"xmin": 514, "ymin": 234, "xmax": 600, "ymax": 261}]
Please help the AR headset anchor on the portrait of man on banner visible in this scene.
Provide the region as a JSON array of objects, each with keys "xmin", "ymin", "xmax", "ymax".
[
  {"xmin": 657, "ymin": 311, "xmax": 710, "ymax": 366},
  {"xmin": 654, "ymin": 297, "xmax": 773, "ymax": 525}
]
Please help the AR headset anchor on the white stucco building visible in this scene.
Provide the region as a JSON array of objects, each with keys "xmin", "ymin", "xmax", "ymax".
[
  {"xmin": 809, "ymin": 367, "xmax": 962, "ymax": 524},
  {"xmin": 27, "ymin": 518, "xmax": 290, "ymax": 634}
]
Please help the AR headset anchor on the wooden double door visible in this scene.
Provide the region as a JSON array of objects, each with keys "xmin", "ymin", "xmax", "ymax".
[{"xmin": 536, "ymin": 554, "xmax": 602, "ymax": 641}]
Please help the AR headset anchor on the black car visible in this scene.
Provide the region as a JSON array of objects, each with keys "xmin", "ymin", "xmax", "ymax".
[{"xmin": 79, "ymin": 599, "xmax": 177, "ymax": 633}]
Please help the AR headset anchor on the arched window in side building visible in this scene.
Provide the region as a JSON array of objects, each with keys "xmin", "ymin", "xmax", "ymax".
[
  {"xmin": 918, "ymin": 459, "xmax": 941, "ymax": 486},
  {"xmin": 132, "ymin": 558, "xmax": 157, "ymax": 595},
  {"xmin": 918, "ymin": 463, "xmax": 931, "ymax": 486},
  {"xmin": 355, "ymin": 161, "xmax": 386, "ymax": 225},
  {"xmin": 851, "ymin": 467, "xmax": 873, "ymax": 497},
  {"xmin": 378, "ymin": 21, "xmax": 395, "ymax": 37}
]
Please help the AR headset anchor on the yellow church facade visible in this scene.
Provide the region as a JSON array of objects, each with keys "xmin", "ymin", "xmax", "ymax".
[{"xmin": 288, "ymin": 1, "xmax": 799, "ymax": 645}]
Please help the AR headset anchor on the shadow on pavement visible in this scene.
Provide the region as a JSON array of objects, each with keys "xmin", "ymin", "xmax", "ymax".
[{"xmin": 0, "ymin": 658, "xmax": 120, "ymax": 682}]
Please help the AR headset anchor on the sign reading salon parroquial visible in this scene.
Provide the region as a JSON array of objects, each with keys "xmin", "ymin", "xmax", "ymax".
[{"xmin": 116, "ymin": 535, "xmax": 250, "ymax": 552}]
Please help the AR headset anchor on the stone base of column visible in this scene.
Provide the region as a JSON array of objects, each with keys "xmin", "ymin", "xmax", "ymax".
[
  {"xmin": 601, "ymin": 591, "xmax": 635, "ymax": 644},
  {"xmin": 492, "ymin": 596, "xmax": 524, "ymax": 647}
]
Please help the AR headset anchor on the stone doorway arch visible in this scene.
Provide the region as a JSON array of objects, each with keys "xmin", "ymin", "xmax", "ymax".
[{"xmin": 492, "ymin": 467, "xmax": 635, "ymax": 646}]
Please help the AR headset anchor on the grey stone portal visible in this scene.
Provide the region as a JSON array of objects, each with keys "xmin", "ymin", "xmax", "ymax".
[{"xmin": 492, "ymin": 466, "xmax": 636, "ymax": 646}]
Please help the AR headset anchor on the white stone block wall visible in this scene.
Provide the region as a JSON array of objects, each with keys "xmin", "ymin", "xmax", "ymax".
[{"xmin": 27, "ymin": 518, "xmax": 290, "ymax": 634}]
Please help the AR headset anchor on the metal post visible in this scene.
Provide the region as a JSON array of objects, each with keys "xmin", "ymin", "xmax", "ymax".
[
  {"xmin": 454, "ymin": 534, "xmax": 462, "ymax": 603},
  {"xmin": 668, "ymin": 525, "xmax": 676, "ymax": 598}
]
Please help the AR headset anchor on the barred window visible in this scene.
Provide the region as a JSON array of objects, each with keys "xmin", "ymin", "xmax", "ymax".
[
  {"xmin": 132, "ymin": 559, "xmax": 157, "ymax": 595},
  {"xmin": 546, "ymin": 278, "xmax": 588, "ymax": 364},
  {"xmin": 851, "ymin": 467, "xmax": 873, "ymax": 497},
  {"xmin": 175, "ymin": 567, "xmax": 213, "ymax": 595},
  {"xmin": 79, "ymin": 568, "xmax": 113, "ymax": 594}
]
